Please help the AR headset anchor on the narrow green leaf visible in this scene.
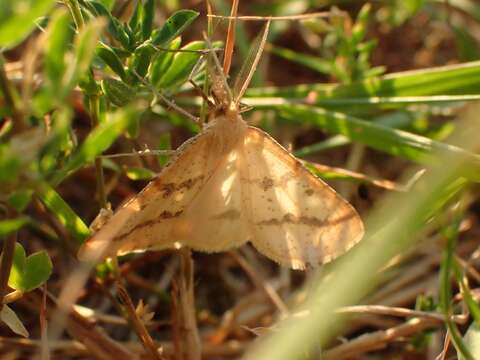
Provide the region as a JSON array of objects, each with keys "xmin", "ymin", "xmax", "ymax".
[
  {"xmin": 157, "ymin": 133, "xmax": 171, "ymax": 166},
  {"xmin": 128, "ymin": 0, "xmax": 142, "ymax": 33},
  {"xmin": 0, "ymin": 305, "xmax": 28, "ymax": 338},
  {"xmin": 280, "ymin": 105, "xmax": 480, "ymax": 180},
  {"xmin": 97, "ymin": 43, "xmax": 127, "ymax": 80},
  {"xmin": 130, "ymin": 43, "xmax": 156, "ymax": 79},
  {"xmin": 142, "ymin": 0, "xmax": 154, "ymax": 41},
  {"xmin": 65, "ymin": 18, "xmax": 104, "ymax": 95},
  {"xmin": 0, "ymin": 0, "xmax": 55, "ymax": 49},
  {"xmin": 150, "ymin": 37, "xmax": 181, "ymax": 87},
  {"xmin": 101, "ymin": 78, "xmax": 135, "ymax": 106},
  {"xmin": 125, "ymin": 167, "xmax": 156, "ymax": 180},
  {"xmin": 87, "ymin": 1, "xmax": 131, "ymax": 50},
  {"xmin": 7, "ymin": 190, "xmax": 34, "ymax": 212},
  {"xmin": 270, "ymin": 45, "xmax": 337, "ymax": 77},
  {"xmin": 54, "ymin": 106, "xmax": 142, "ymax": 183},
  {"xmin": 45, "ymin": 10, "xmax": 73, "ymax": 89},
  {"xmin": 152, "ymin": 9, "xmax": 199, "ymax": 46},
  {"xmin": 158, "ymin": 41, "xmax": 205, "ymax": 89},
  {"xmin": 246, "ymin": 61, "xmax": 480, "ymax": 99},
  {"xmin": 36, "ymin": 182, "xmax": 90, "ymax": 244},
  {"xmin": 0, "ymin": 217, "xmax": 31, "ymax": 238}
]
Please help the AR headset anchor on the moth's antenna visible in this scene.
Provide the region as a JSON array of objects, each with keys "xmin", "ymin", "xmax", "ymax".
[
  {"xmin": 233, "ymin": 20, "xmax": 270, "ymax": 105},
  {"xmin": 223, "ymin": 0, "xmax": 239, "ymax": 76}
]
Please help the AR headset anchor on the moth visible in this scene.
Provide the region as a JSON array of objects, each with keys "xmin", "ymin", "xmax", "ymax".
[{"xmin": 78, "ymin": 20, "xmax": 364, "ymax": 270}]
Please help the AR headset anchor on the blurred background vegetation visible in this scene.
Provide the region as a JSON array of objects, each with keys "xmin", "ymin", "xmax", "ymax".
[{"xmin": 1, "ymin": 0, "xmax": 480, "ymax": 359}]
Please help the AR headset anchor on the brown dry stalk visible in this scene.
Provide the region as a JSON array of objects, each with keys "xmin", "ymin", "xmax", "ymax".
[
  {"xmin": 115, "ymin": 283, "xmax": 164, "ymax": 360},
  {"xmin": 229, "ymin": 250, "xmax": 289, "ymax": 316},
  {"xmin": 177, "ymin": 248, "xmax": 202, "ymax": 360},
  {"xmin": 323, "ymin": 317, "xmax": 440, "ymax": 359}
]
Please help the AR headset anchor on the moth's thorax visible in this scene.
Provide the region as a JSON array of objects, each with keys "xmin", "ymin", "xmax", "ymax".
[{"xmin": 206, "ymin": 108, "xmax": 247, "ymax": 154}]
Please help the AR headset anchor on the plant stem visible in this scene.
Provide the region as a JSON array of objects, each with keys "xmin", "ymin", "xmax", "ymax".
[
  {"xmin": 64, "ymin": 0, "xmax": 107, "ymax": 209},
  {"xmin": 89, "ymin": 95, "xmax": 107, "ymax": 208},
  {"xmin": 64, "ymin": 0, "xmax": 85, "ymax": 29},
  {"xmin": 115, "ymin": 282, "xmax": 164, "ymax": 360}
]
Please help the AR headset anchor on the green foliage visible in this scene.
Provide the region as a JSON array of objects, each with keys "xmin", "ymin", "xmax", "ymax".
[
  {"xmin": 0, "ymin": 217, "xmax": 31, "ymax": 238},
  {"xmin": 152, "ymin": 10, "xmax": 199, "ymax": 46},
  {"xmin": 0, "ymin": 0, "xmax": 55, "ymax": 49},
  {"xmin": 8, "ymin": 243, "xmax": 52, "ymax": 292},
  {"xmin": 37, "ymin": 182, "xmax": 90, "ymax": 244},
  {"xmin": 156, "ymin": 41, "xmax": 206, "ymax": 89},
  {"xmin": 125, "ymin": 166, "xmax": 156, "ymax": 180}
]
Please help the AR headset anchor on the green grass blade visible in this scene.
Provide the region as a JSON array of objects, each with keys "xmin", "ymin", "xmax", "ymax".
[
  {"xmin": 0, "ymin": 217, "xmax": 31, "ymax": 238},
  {"xmin": 36, "ymin": 182, "xmax": 90, "ymax": 244},
  {"xmin": 246, "ymin": 61, "xmax": 480, "ymax": 99},
  {"xmin": 279, "ymin": 105, "xmax": 480, "ymax": 180},
  {"xmin": 53, "ymin": 105, "xmax": 141, "ymax": 184},
  {"xmin": 0, "ymin": 0, "xmax": 55, "ymax": 49}
]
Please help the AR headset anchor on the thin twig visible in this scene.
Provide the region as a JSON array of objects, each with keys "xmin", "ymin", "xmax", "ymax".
[
  {"xmin": 208, "ymin": 12, "xmax": 345, "ymax": 21},
  {"xmin": 100, "ymin": 149, "xmax": 175, "ymax": 159},
  {"xmin": 131, "ymin": 69, "xmax": 200, "ymax": 123},
  {"xmin": 115, "ymin": 282, "xmax": 164, "ymax": 360},
  {"xmin": 229, "ymin": 251, "xmax": 289, "ymax": 317},
  {"xmin": 337, "ymin": 305, "xmax": 464, "ymax": 323},
  {"xmin": 323, "ymin": 317, "xmax": 440, "ymax": 359},
  {"xmin": 177, "ymin": 248, "xmax": 201, "ymax": 360}
]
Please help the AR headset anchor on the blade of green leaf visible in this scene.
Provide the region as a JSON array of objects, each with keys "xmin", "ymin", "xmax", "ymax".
[
  {"xmin": 157, "ymin": 41, "xmax": 205, "ymax": 89},
  {"xmin": 157, "ymin": 133, "xmax": 171, "ymax": 166},
  {"xmin": 270, "ymin": 45, "xmax": 338, "ymax": 77},
  {"xmin": 150, "ymin": 37, "xmax": 182, "ymax": 87},
  {"xmin": 97, "ymin": 43, "xmax": 127, "ymax": 81},
  {"xmin": 0, "ymin": 0, "xmax": 55, "ymax": 49},
  {"xmin": 53, "ymin": 105, "xmax": 142, "ymax": 184},
  {"xmin": 152, "ymin": 9, "xmax": 199, "ymax": 46},
  {"xmin": 142, "ymin": 0, "xmax": 154, "ymax": 41},
  {"xmin": 86, "ymin": 1, "xmax": 131, "ymax": 51},
  {"xmin": 36, "ymin": 182, "xmax": 90, "ymax": 244},
  {"xmin": 246, "ymin": 61, "xmax": 480, "ymax": 99},
  {"xmin": 0, "ymin": 217, "xmax": 31, "ymax": 238},
  {"xmin": 45, "ymin": 9, "xmax": 73, "ymax": 89},
  {"xmin": 130, "ymin": 43, "xmax": 156, "ymax": 79},
  {"xmin": 64, "ymin": 18, "xmax": 104, "ymax": 96},
  {"xmin": 279, "ymin": 104, "xmax": 480, "ymax": 180},
  {"xmin": 101, "ymin": 78, "xmax": 135, "ymax": 106}
]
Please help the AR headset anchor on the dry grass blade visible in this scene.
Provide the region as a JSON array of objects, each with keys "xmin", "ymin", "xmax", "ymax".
[
  {"xmin": 207, "ymin": 12, "xmax": 345, "ymax": 21},
  {"xmin": 115, "ymin": 283, "xmax": 164, "ymax": 360},
  {"xmin": 233, "ymin": 20, "xmax": 270, "ymax": 103},
  {"xmin": 223, "ymin": 0, "xmax": 239, "ymax": 76}
]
